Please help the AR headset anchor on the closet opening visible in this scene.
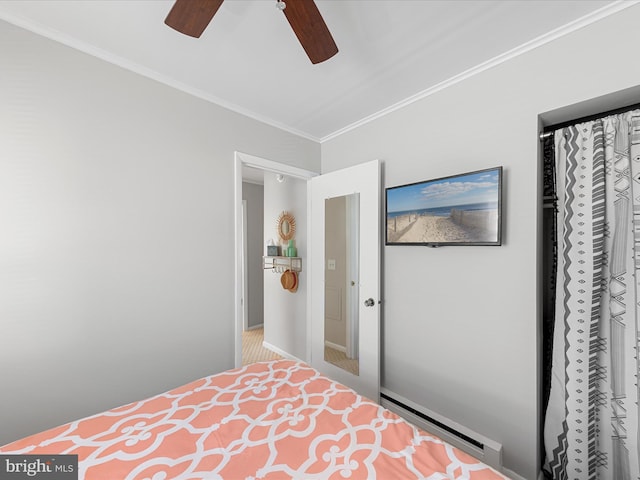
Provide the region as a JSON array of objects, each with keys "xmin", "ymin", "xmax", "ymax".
[{"xmin": 539, "ymin": 93, "xmax": 640, "ymax": 478}]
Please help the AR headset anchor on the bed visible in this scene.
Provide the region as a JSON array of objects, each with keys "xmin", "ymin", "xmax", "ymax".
[{"xmin": 0, "ymin": 360, "xmax": 507, "ymax": 479}]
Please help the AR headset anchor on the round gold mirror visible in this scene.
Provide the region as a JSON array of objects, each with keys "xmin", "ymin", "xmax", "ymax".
[{"xmin": 276, "ymin": 211, "xmax": 296, "ymax": 242}]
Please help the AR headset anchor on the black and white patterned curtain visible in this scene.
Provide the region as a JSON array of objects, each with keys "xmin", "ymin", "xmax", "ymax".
[{"xmin": 544, "ymin": 110, "xmax": 640, "ymax": 480}]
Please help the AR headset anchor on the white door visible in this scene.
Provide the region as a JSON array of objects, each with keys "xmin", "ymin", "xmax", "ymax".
[{"xmin": 310, "ymin": 159, "xmax": 380, "ymax": 401}]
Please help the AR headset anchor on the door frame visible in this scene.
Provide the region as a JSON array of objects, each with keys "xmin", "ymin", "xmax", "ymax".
[
  {"xmin": 233, "ymin": 151, "xmax": 318, "ymax": 368},
  {"xmin": 242, "ymin": 200, "xmax": 248, "ymax": 331}
]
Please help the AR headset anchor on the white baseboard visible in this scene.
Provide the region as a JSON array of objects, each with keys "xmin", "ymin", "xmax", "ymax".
[
  {"xmin": 324, "ymin": 340, "xmax": 346, "ymax": 353},
  {"xmin": 245, "ymin": 323, "xmax": 264, "ymax": 331},
  {"xmin": 380, "ymin": 388, "xmax": 503, "ymax": 473},
  {"xmin": 262, "ymin": 341, "xmax": 304, "ymax": 364},
  {"xmin": 501, "ymin": 468, "xmax": 530, "ymax": 480}
]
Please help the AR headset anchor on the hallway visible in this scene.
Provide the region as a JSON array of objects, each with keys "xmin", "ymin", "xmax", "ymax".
[{"xmin": 242, "ymin": 327, "xmax": 282, "ymax": 365}]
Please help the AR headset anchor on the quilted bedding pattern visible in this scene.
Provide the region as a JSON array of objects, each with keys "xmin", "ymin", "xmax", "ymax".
[{"xmin": 1, "ymin": 360, "xmax": 507, "ymax": 479}]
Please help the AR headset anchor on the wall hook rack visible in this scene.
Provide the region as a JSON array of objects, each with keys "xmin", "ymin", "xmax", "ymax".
[{"xmin": 263, "ymin": 256, "xmax": 302, "ymax": 273}]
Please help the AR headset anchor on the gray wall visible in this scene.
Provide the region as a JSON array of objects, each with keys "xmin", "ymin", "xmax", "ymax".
[
  {"xmin": 321, "ymin": 6, "xmax": 640, "ymax": 479},
  {"xmin": 0, "ymin": 20, "xmax": 319, "ymax": 446},
  {"xmin": 5, "ymin": 5, "xmax": 640, "ymax": 479},
  {"xmin": 242, "ymin": 182, "xmax": 265, "ymax": 329},
  {"xmin": 263, "ymin": 173, "xmax": 307, "ymax": 360}
]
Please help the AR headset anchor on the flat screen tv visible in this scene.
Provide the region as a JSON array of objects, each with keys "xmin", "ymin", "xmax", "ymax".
[{"xmin": 385, "ymin": 166, "xmax": 502, "ymax": 246}]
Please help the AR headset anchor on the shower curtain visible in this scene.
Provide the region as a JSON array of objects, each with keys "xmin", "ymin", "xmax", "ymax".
[{"xmin": 544, "ymin": 110, "xmax": 640, "ymax": 480}]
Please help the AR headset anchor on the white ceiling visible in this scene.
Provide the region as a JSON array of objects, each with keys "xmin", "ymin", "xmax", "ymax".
[{"xmin": 0, "ymin": 0, "xmax": 629, "ymax": 142}]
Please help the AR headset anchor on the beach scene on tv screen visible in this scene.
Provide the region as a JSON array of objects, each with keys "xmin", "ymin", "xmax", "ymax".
[{"xmin": 387, "ymin": 168, "xmax": 500, "ymax": 244}]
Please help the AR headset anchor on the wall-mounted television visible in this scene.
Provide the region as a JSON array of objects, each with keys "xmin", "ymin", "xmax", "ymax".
[{"xmin": 385, "ymin": 166, "xmax": 502, "ymax": 247}]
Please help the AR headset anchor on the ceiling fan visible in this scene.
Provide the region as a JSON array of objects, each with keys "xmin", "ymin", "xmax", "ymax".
[{"xmin": 164, "ymin": 0, "xmax": 339, "ymax": 64}]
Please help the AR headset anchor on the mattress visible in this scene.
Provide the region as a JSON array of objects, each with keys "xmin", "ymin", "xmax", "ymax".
[{"xmin": 0, "ymin": 360, "xmax": 507, "ymax": 479}]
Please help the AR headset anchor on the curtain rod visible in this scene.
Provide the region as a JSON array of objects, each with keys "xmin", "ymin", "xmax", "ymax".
[
  {"xmin": 540, "ymin": 100, "xmax": 640, "ymax": 139},
  {"xmin": 539, "ymin": 131, "xmax": 553, "ymax": 140}
]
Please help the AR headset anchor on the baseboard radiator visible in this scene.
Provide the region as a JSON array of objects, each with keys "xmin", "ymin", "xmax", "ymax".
[{"xmin": 379, "ymin": 388, "xmax": 503, "ymax": 472}]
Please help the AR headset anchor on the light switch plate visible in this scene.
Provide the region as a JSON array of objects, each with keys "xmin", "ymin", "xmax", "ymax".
[{"xmin": 327, "ymin": 259, "xmax": 336, "ymax": 270}]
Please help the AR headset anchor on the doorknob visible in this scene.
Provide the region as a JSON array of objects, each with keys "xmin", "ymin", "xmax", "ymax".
[{"xmin": 364, "ymin": 298, "xmax": 375, "ymax": 307}]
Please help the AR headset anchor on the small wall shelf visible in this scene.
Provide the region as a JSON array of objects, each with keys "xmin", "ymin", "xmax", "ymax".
[{"xmin": 263, "ymin": 256, "xmax": 302, "ymax": 273}]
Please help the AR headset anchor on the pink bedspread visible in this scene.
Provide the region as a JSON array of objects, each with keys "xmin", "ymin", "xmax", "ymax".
[{"xmin": 1, "ymin": 360, "xmax": 507, "ymax": 479}]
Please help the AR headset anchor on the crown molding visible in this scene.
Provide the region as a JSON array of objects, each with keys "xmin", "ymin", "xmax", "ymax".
[
  {"xmin": 0, "ymin": 9, "xmax": 321, "ymax": 143},
  {"xmin": 1, "ymin": 1, "xmax": 636, "ymax": 145},
  {"xmin": 319, "ymin": 0, "xmax": 639, "ymax": 143}
]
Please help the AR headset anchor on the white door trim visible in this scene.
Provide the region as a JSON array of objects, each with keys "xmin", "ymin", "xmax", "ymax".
[
  {"xmin": 233, "ymin": 151, "xmax": 318, "ymax": 368},
  {"xmin": 242, "ymin": 200, "xmax": 248, "ymax": 331}
]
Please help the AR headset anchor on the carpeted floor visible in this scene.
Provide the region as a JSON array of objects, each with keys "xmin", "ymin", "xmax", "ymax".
[
  {"xmin": 324, "ymin": 346, "xmax": 359, "ymax": 375},
  {"xmin": 242, "ymin": 327, "xmax": 282, "ymax": 365},
  {"xmin": 242, "ymin": 328, "xmax": 358, "ymax": 376}
]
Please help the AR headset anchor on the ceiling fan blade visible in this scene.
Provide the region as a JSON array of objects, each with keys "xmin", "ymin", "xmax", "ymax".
[
  {"xmin": 281, "ymin": 0, "xmax": 338, "ymax": 64},
  {"xmin": 165, "ymin": 0, "xmax": 224, "ymax": 38}
]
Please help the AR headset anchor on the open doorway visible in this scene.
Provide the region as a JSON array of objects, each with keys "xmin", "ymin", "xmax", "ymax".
[
  {"xmin": 240, "ymin": 184, "xmax": 281, "ymax": 365},
  {"xmin": 234, "ymin": 152, "xmax": 317, "ymax": 368}
]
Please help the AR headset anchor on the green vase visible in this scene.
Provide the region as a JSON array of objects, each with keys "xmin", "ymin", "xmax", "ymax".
[{"xmin": 287, "ymin": 239, "xmax": 297, "ymax": 257}]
